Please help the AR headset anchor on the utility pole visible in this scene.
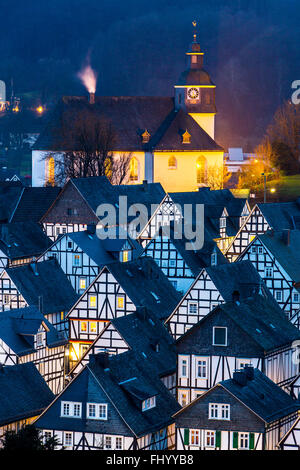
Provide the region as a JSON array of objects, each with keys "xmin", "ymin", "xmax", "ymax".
[{"xmin": 261, "ymin": 172, "xmax": 267, "ymax": 203}]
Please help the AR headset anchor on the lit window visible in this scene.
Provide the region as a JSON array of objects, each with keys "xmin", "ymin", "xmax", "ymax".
[
  {"xmin": 141, "ymin": 129, "xmax": 151, "ymax": 144},
  {"xmin": 213, "ymin": 327, "xmax": 227, "ymax": 346},
  {"xmin": 117, "ymin": 295, "xmax": 124, "ymax": 309},
  {"xmin": 191, "ymin": 55, "xmax": 197, "ymax": 64},
  {"xmin": 205, "ymin": 431, "xmax": 215, "ymax": 447},
  {"xmin": 64, "ymin": 432, "xmax": 72, "ymax": 447},
  {"xmin": 79, "ymin": 278, "xmax": 86, "ymax": 290},
  {"xmin": 196, "ymin": 156, "xmax": 207, "ymax": 184},
  {"xmin": 129, "ymin": 157, "xmax": 139, "ymax": 181},
  {"xmin": 80, "ymin": 321, "xmax": 87, "ymax": 333},
  {"xmin": 73, "ymin": 254, "xmax": 81, "ymax": 267},
  {"xmin": 265, "ymin": 267, "xmax": 273, "ymax": 278},
  {"xmin": 122, "ymin": 250, "xmax": 128, "ymax": 262},
  {"xmin": 209, "ymin": 403, "xmax": 230, "ymax": 420},
  {"xmin": 168, "ymin": 156, "xmax": 177, "ymax": 169},
  {"xmin": 190, "ymin": 429, "xmax": 200, "ymax": 446},
  {"xmin": 47, "ymin": 157, "xmax": 55, "ymax": 186},
  {"xmin": 90, "ymin": 322, "xmax": 97, "ymax": 333},
  {"xmin": 182, "ymin": 130, "xmax": 191, "ymax": 144},
  {"xmin": 180, "ymin": 393, "xmax": 187, "ymax": 407},
  {"xmin": 188, "ymin": 302, "xmax": 198, "ymax": 315},
  {"xmin": 196, "ymin": 360, "xmax": 207, "ymax": 378},
  {"xmin": 89, "ymin": 295, "xmax": 97, "ymax": 308},
  {"xmin": 142, "ymin": 396, "xmax": 156, "ymax": 411}
]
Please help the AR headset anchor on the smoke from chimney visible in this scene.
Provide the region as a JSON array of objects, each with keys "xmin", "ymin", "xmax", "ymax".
[{"xmin": 77, "ymin": 59, "xmax": 97, "ymax": 103}]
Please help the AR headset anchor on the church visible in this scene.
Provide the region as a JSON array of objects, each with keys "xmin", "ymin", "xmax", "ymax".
[{"xmin": 32, "ymin": 32, "xmax": 224, "ymax": 192}]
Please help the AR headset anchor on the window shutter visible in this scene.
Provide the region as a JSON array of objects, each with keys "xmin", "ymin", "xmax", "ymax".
[
  {"xmin": 215, "ymin": 430, "xmax": 221, "ymax": 448},
  {"xmin": 249, "ymin": 433, "xmax": 255, "ymax": 450},
  {"xmin": 183, "ymin": 429, "xmax": 190, "ymax": 445},
  {"xmin": 233, "ymin": 432, "xmax": 238, "ymax": 449}
]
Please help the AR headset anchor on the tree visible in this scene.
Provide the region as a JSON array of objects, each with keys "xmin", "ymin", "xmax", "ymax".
[
  {"xmin": 269, "ymin": 141, "xmax": 300, "ymax": 175},
  {"xmin": 204, "ymin": 160, "xmax": 232, "ymax": 190},
  {"xmin": 45, "ymin": 110, "xmax": 131, "ymax": 185},
  {"xmin": 0, "ymin": 424, "xmax": 59, "ymax": 451}
]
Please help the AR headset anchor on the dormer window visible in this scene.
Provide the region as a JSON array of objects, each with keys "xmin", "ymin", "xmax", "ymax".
[
  {"xmin": 220, "ymin": 217, "xmax": 226, "ymax": 228},
  {"xmin": 211, "ymin": 252, "xmax": 217, "ymax": 266},
  {"xmin": 87, "ymin": 403, "xmax": 108, "ymax": 420},
  {"xmin": 141, "ymin": 129, "xmax": 151, "ymax": 143},
  {"xmin": 182, "ymin": 130, "xmax": 191, "ymax": 144},
  {"xmin": 36, "ymin": 332, "xmax": 43, "ymax": 347},
  {"xmin": 142, "ymin": 396, "xmax": 156, "ymax": 411}
]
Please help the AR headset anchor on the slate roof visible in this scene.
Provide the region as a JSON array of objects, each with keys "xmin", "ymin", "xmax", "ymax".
[
  {"xmin": 0, "ymin": 306, "xmax": 67, "ymax": 356},
  {"xmin": 187, "ymin": 294, "xmax": 300, "ymax": 352},
  {"xmin": 35, "ymin": 350, "xmax": 180, "ymax": 437},
  {"xmin": 33, "ymin": 96, "xmax": 222, "ymax": 152},
  {"xmin": 0, "ymin": 182, "xmax": 23, "ymax": 223},
  {"xmin": 10, "ymin": 186, "xmax": 61, "ymax": 223},
  {"xmin": 258, "ymin": 230, "xmax": 300, "ymax": 284},
  {"xmin": 0, "ymin": 362, "xmax": 54, "ymax": 426},
  {"xmin": 110, "ymin": 308, "xmax": 176, "ymax": 377},
  {"xmin": 0, "ymin": 222, "xmax": 52, "ymax": 261},
  {"xmin": 5, "ymin": 259, "xmax": 79, "ymax": 315},
  {"xmin": 221, "ymin": 368, "xmax": 300, "ymax": 423},
  {"xmin": 258, "ymin": 200, "xmax": 300, "ymax": 231}
]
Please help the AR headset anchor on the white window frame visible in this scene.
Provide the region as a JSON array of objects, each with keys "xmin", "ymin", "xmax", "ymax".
[
  {"xmin": 104, "ymin": 435, "xmax": 112, "ymax": 450},
  {"xmin": 213, "ymin": 326, "xmax": 227, "ymax": 346},
  {"xmin": 275, "ymin": 290, "xmax": 282, "ymax": 302},
  {"xmin": 239, "ymin": 432, "xmax": 249, "ymax": 450},
  {"xmin": 209, "ymin": 403, "xmax": 230, "ymax": 420},
  {"xmin": 86, "ymin": 403, "xmax": 108, "ymax": 420},
  {"xmin": 36, "ymin": 332, "xmax": 43, "ymax": 347},
  {"xmin": 196, "ymin": 359, "xmax": 207, "ymax": 379},
  {"xmin": 79, "ymin": 277, "xmax": 86, "ymax": 290},
  {"xmin": 72, "ymin": 253, "xmax": 82, "ymax": 267},
  {"xmin": 188, "ymin": 301, "xmax": 198, "ymax": 315},
  {"xmin": 293, "ymin": 293, "xmax": 299, "ymax": 303},
  {"xmin": 205, "ymin": 430, "xmax": 215, "ymax": 448},
  {"xmin": 80, "ymin": 321, "xmax": 88, "ymax": 333},
  {"xmin": 61, "ymin": 401, "xmax": 82, "ymax": 418},
  {"xmin": 64, "ymin": 432, "xmax": 73, "ymax": 447},
  {"xmin": 115, "ymin": 436, "xmax": 123, "ymax": 450},
  {"xmin": 264, "ymin": 267, "xmax": 273, "ymax": 278},
  {"xmin": 190, "ymin": 429, "xmax": 200, "ymax": 446},
  {"xmin": 142, "ymin": 396, "xmax": 156, "ymax": 411},
  {"xmin": 88, "ymin": 294, "xmax": 97, "ymax": 308}
]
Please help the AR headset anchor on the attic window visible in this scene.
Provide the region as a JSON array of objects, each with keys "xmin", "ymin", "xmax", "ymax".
[
  {"xmin": 36, "ymin": 332, "xmax": 43, "ymax": 347},
  {"xmin": 142, "ymin": 396, "xmax": 156, "ymax": 411},
  {"xmin": 141, "ymin": 129, "xmax": 151, "ymax": 143},
  {"xmin": 211, "ymin": 252, "xmax": 217, "ymax": 266},
  {"xmin": 182, "ymin": 130, "xmax": 191, "ymax": 144}
]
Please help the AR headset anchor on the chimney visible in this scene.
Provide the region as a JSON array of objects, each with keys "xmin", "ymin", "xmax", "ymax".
[
  {"xmin": 244, "ymin": 364, "xmax": 254, "ymax": 380},
  {"xmin": 89, "ymin": 92, "xmax": 95, "ymax": 105},
  {"xmin": 282, "ymin": 229, "xmax": 290, "ymax": 246},
  {"xmin": 232, "ymin": 290, "xmax": 240, "ymax": 304},
  {"xmin": 233, "ymin": 370, "xmax": 248, "ymax": 386},
  {"xmin": 136, "ymin": 306, "xmax": 147, "ymax": 322},
  {"xmin": 30, "ymin": 261, "xmax": 39, "ymax": 276},
  {"xmin": 142, "ymin": 180, "xmax": 148, "ymax": 190}
]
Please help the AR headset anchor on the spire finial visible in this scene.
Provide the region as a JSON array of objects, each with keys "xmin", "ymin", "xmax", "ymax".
[{"xmin": 192, "ymin": 20, "xmax": 197, "ymax": 42}]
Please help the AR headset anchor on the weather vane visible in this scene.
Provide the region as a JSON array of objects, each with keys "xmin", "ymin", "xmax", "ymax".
[{"xmin": 192, "ymin": 20, "xmax": 197, "ymax": 41}]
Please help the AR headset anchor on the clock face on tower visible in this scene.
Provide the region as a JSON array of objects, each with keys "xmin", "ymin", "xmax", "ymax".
[{"xmin": 187, "ymin": 87, "xmax": 200, "ymax": 100}]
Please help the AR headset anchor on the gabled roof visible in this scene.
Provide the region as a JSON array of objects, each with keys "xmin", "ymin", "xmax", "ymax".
[
  {"xmin": 5, "ymin": 259, "xmax": 79, "ymax": 315},
  {"xmin": 110, "ymin": 309, "xmax": 176, "ymax": 377},
  {"xmin": 0, "ymin": 222, "xmax": 52, "ymax": 260},
  {"xmin": 0, "ymin": 182, "xmax": 23, "ymax": 223},
  {"xmin": 182, "ymin": 294, "xmax": 300, "ymax": 352},
  {"xmin": 258, "ymin": 200, "xmax": 300, "ymax": 231},
  {"xmin": 0, "ymin": 306, "xmax": 66, "ymax": 356},
  {"xmin": 33, "ymin": 96, "xmax": 222, "ymax": 153},
  {"xmin": 10, "ymin": 187, "xmax": 61, "ymax": 223},
  {"xmin": 220, "ymin": 368, "xmax": 300, "ymax": 423},
  {"xmin": 258, "ymin": 230, "xmax": 300, "ymax": 284},
  {"xmin": 0, "ymin": 362, "xmax": 54, "ymax": 426},
  {"xmin": 35, "ymin": 350, "xmax": 180, "ymax": 437}
]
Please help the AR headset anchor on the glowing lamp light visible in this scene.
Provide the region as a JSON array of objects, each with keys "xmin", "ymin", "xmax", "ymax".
[
  {"xmin": 196, "ymin": 163, "xmax": 202, "ymax": 168},
  {"xmin": 270, "ymin": 188, "xmax": 276, "ymax": 193},
  {"xmin": 36, "ymin": 106, "xmax": 44, "ymax": 114},
  {"xmin": 12, "ymin": 106, "xmax": 19, "ymax": 113}
]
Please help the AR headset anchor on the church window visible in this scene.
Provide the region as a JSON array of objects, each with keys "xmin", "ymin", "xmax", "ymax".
[
  {"xmin": 168, "ymin": 156, "xmax": 177, "ymax": 169},
  {"xmin": 196, "ymin": 156, "xmax": 207, "ymax": 184},
  {"xmin": 129, "ymin": 157, "xmax": 139, "ymax": 181},
  {"xmin": 191, "ymin": 55, "xmax": 197, "ymax": 64},
  {"xmin": 182, "ymin": 130, "xmax": 191, "ymax": 144},
  {"xmin": 141, "ymin": 129, "xmax": 151, "ymax": 143},
  {"xmin": 47, "ymin": 157, "xmax": 55, "ymax": 186}
]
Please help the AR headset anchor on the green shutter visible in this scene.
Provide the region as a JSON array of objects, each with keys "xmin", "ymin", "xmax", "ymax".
[
  {"xmin": 183, "ymin": 429, "xmax": 190, "ymax": 446},
  {"xmin": 215, "ymin": 430, "xmax": 221, "ymax": 448},
  {"xmin": 233, "ymin": 432, "xmax": 238, "ymax": 449},
  {"xmin": 249, "ymin": 433, "xmax": 255, "ymax": 450}
]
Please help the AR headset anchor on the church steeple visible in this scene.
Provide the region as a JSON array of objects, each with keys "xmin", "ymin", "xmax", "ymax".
[{"xmin": 174, "ymin": 22, "xmax": 217, "ymax": 140}]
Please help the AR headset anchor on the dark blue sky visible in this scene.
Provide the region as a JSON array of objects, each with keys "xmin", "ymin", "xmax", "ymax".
[{"xmin": 0, "ymin": 0, "xmax": 299, "ymax": 149}]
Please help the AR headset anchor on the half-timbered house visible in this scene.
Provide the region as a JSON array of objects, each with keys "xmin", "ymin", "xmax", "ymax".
[
  {"xmin": 0, "ymin": 362, "xmax": 54, "ymax": 441},
  {"xmin": 0, "ymin": 306, "xmax": 67, "ymax": 394},
  {"xmin": 238, "ymin": 229, "xmax": 300, "ymax": 327},
  {"xmin": 39, "ymin": 225, "xmax": 142, "ymax": 294},
  {"xmin": 0, "ymin": 258, "xmax": 79, "ymax": 333},
  {"xmin": 35, "ymin": 351, "xmax": 180, "ymax": 450},
  {"xmin": 176, "ymin": 294, "xmax": 300, "ymax": 406},
  {"xmin": 278, "ymin": 415, "xmax": 300, "ymax": 450},
  {"xmin": 68, "ymin": 307, "xmax": 177, "ymax": 394},
  {"xmin": 225, "ymin": 200, "xmax": 300, "ymax": 261},
  {"xmin": 166, "ymin": 260, "xmax": 270, "ymax": 340},
  {"xmin": 142, "ymin": 223, "xmax": 227, "ymax": 294},
  {"xmin": 40, "ymin": 176, "xmax": 165, "ymax": 240},
  {"xmin": 0, "ymin": 222, "xmax": 52, "ymax": 271},
  {"xmin": 174, "ymin": 366, "xmax": 300, "ymax": 450},
  {"xmin": 66, "ymin": 256, "xmax": 181, "ymax": 366}
]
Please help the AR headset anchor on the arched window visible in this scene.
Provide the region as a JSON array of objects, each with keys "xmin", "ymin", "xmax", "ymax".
[
  {"xmin": 168, "ymin": 156, "xmax": 177, "ymax": 169},
  {"xmin": 196, "ymin": 156, "xmax": 207, "ymax": 185},
  {"xmin": 47, "ymin": 157, "xmax": 55, "ymax": 186},
  {"xmin": 129, "ymin": 157, "xmax": 139, "ymax": 182}
]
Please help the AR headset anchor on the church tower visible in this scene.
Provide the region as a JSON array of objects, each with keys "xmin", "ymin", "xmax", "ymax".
[{"xmin": 174, "ymin": 27, "xmax": 216, "ymax": 139}]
